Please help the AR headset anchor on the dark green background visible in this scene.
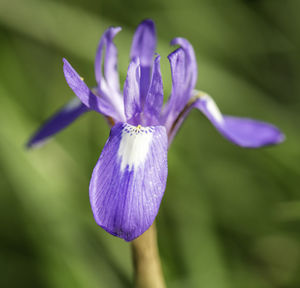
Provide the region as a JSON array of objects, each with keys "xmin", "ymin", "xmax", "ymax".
[{"xmin": 0, "ymin": 0, "xmax": 299, "ymax": 287}]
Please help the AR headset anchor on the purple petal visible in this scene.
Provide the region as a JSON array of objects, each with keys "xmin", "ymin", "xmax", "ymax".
[
  {"xmin": 163, "ymin": 38, "xmax": 197, "ymax": 131},
  {"xmin": 89, "ymin": 123, "xmax": 168, "ymax": 241},
  {"xmin": 123, "ymin": 58, "xmax": 141, "ymax": 122},
  {"xmin": 63, "ymin": 58, "xmax": 121, "ymax": 120},
  {"xmin": 220, "ymin": 116, "xmax": 285, "ymax": 147},
  {"xmin": 170, "ymin": 38, "xmax": 197, "ymax": 90},
  {"xmin": 144, "ymin": 55, "xmax": 163, "ymax": 123},
  {"xmin": 27, "ymin": 98, "xmax": 89, "ymax": 148},
  {"xmin": 95, "ymin": 27, "xmax": 122, "ymax": 91},
  {"xmin": 93, "ymin": 28, "xmax": 125, "ymax": 121},
  {"xmin": 130, "ymin": 19, "xmax": 157, "ymax": 105},
  {"xmin": 195, "ymin": 95, "xmax": 284, "ymax": 147},
  {"xmin": 169, "ymin": 93, "xmax": 284, "ymax": 148},
  {"xmin": 130, "ymin": 19, "xmax": 156, "ymax": 67}
]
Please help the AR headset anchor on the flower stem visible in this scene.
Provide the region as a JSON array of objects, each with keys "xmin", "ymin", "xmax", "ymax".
[{"xmin": 131, "ymin": 223, "xmax": 166, "ymax": 288}]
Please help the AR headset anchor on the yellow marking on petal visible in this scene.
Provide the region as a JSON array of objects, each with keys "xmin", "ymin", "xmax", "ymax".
[
  {"xmin": 132, "ymin": 124, "xmax": 142, "ymax": 133},
  {"xmin": 188, "ymin": 90, "xmax": 208, "ymax": 105},
  {"xmin": 80, "ymin": 77, "xmax": 84, "ymax": 81}
]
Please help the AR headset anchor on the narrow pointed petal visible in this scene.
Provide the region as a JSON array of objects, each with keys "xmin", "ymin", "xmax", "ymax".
[
  {"xmin": 27, "ymin": 98, "xmax": 89, "ymax": 148},
  {"xmin": 163, "ymin": 38, "xmax": 197, "ymax": 130},
  {"xmin": 130, "ymin": 19, "xmax": 156, "ymax": 104},
  {"xmin": 95, "ymin": 27, "xmax": 122, "ymax": 91},
  {"xmin": 144, "ymin": 55, "xmax": 163, "ymax": 122},
  {"xmin": 63, "ymin": 58, "xmax": 120, "ymax": 119},
  {"xmin": 89, "ymin": 123, "xmax": 168, "ymax": 241},
  {"xmin": 169, "ymin": 93, "xmax": 285, "ymax": 147},
  {"xmin": 123, "ymin": 58, "xmax": 141, "ymax": 121}
]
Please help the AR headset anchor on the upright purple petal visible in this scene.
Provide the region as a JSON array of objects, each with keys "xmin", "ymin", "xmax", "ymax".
[
  {"xmin": 93, "ymin": 27, "xmax": 125, "ymax": 122},
  {"xmin": 130, "ymin": 19, "xmax": 157, "ymax": 105},
  {"xmin": 95, "ymin": 27, "xmax": 122, "ymax": 91},
  {"xmin": 130, "ymin": 19, "xmax": 156, "ymax": 67},
  {"xmin": 163, "ymin": 38, "xmax": 197, "ymax": 131},
  {"xmin": 144, "ymin": 55, "xmax": 164, "ymax": 124},
  {"xmin": 170, "ymin": 38, "xmax": 198, "ymax": 90},
  {"xmin": 27, "ymin": 98, "xmax": 89, "ymax": 148},
  {"xmin": 123, "ymin": 58, "xmax": 141, "ymax": 122},
  {"xmin": 168, "ymin": 92, "xmax": 285, "ymax": 147},
  {"xmin": 89, "ymin": 123, "xmax": 168, "ymax": 241},
  {"xmin": 63, "ymin": 58, "xmax": 121, "ymax": 120}
]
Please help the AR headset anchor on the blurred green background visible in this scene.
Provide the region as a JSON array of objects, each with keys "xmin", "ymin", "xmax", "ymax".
[{"xmin": 0, "ymin": 0, "xmax": 299, "ymax": 287}]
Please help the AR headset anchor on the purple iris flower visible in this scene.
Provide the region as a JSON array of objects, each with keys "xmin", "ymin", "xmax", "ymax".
[{"xmin": 27, "ymin": 20, "xmax": 284, "ymax": 241}]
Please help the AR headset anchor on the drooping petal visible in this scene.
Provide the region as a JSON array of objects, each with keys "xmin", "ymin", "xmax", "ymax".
[
  {"xmin": 130, "ymin": 19, "xmax": 156, "ymax": 105},
  {"xmin": 123, "ymin": 58, "xmax": 141, "ymax": 122},
  {"xmin": 168, "ymin": 92, "xmax": 285, "ymax": 147},
  {"xmin": 63, "ymin": 58, "xmax": 121, "ymax": 120},
  {"xmin": 27, "ymin": 98, "xmax": 89, "ymax": 148},
  {"xmin": 163, "ymin": 38, "xmax": 197, "ymax": 131},
  {"xmin": 144, "ymin": 55, "xmax": 164, "ymax": 124},
  {"xmin": 95, "ymin": 27, "xmax": 122, "ymax": 91},
  {"xmin": 220, "ymin": 116, "xmax": 285, "ymax": 147},
  {"xmin": 195, "ymin": 94, "xmax": 285, "ymax": 147},
  {"xmin": 89, "ymin": 123, "xmax": 168, "ymax": 241}
]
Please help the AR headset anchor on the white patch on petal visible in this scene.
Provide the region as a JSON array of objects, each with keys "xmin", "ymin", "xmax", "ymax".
[
  {"xmin": 118, "ymin": 123, "xmax": 154, "ymax": 172},
  {"xmin": 64, "ymin": 97, "xmax": 82, "ymax": 112},
  {"xmin": 202, "ymin": 95, "xmax": 224, "ymax": 124}
]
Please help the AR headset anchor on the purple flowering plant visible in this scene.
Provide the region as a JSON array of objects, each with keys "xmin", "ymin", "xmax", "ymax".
[{"xmin": 27, "ymin": 20, "xmax": 284, "ymax": 242}]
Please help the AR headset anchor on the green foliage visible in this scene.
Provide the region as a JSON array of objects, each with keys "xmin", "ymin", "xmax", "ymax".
[{"xmin": 0, "ymin": 0, "xmax": 299, "ymax": 287}]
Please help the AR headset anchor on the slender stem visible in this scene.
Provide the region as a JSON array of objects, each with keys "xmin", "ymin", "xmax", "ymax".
[{"xmin": 131, "ymin": 223, "xmax": 166, "ymax": 288}]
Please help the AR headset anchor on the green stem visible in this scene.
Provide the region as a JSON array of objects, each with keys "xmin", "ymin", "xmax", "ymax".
[{"xmin": 131, "ymin": 223, "xmax": 166, "ymax": 288}]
